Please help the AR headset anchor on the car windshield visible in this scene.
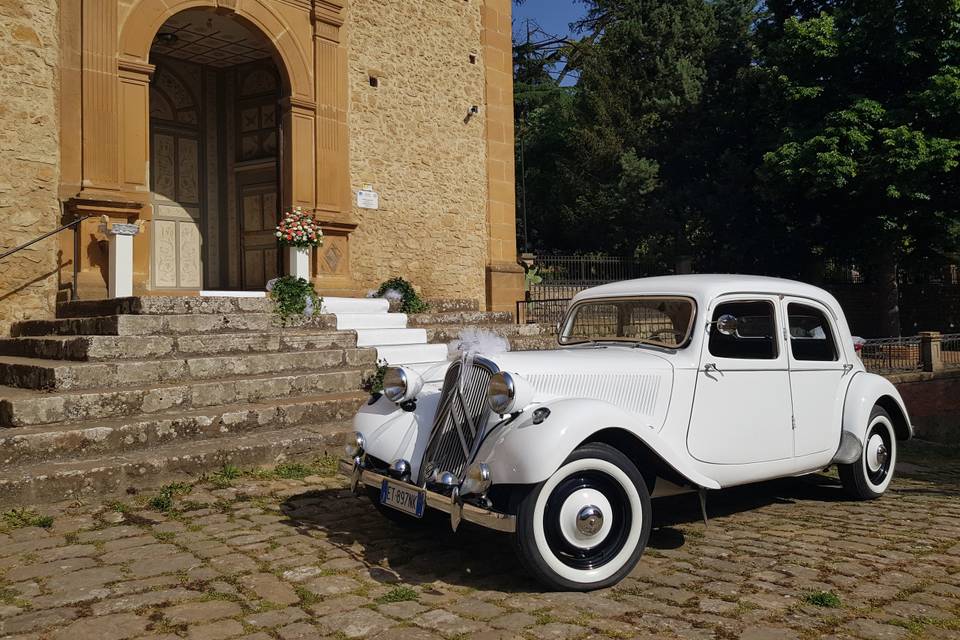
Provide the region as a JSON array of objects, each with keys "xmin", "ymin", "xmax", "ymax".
[{"xmin": 559, "ymin": 297, "xmax": 696, "ymax": 348}]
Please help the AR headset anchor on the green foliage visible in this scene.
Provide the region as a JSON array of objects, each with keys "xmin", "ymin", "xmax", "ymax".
[
  {"xmin": 515, "ymin": 0, "xmax": 960, "ymax": 329},
  {"xmin": 268, "ymin": 276, "xmax": 322, "ymax": 323},
  {"xmin": 148, "ymin": 483, "xmax": 191, "ymax": 513},
  {"xmin": 376, "ymin": 586, "xmax": 419, "ymax": 603},
  {"xmin": 362, "ymin": 359, "xmax": 389, "ymax": 394},
  {"xmin": 376, "ymin": 277, "xmax": 428, "ymax": 314},
  {"xmin": 210, "ymin": 464, "xmax": 242, "ymax": 489},
  {"xmin": 803, "ymin": 590, "xmax": 842, "ymax": 608},
  {"xmin": 1, "ymin": 507, "xmax": 53, "ymax": 530}
]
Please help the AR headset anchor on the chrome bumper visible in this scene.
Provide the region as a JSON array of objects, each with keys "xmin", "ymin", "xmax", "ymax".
[{"xmin": 338, "ymin": 458, "xmax": 516, "ymax": 533}]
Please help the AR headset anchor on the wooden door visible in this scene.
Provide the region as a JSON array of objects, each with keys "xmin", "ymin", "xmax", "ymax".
[{"xmin": 240, "ymin": 182, "xmax": 279, "ymax": 289}]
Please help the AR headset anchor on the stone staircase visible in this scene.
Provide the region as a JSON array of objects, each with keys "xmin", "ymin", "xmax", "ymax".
[{"xmin": 0, "ymin": 295, "xmax": 553, "ymax": 506}]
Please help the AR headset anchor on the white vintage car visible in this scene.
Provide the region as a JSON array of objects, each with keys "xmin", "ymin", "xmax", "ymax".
[{"xmin": 340, "ymin": 275, "xmax": 912, "ymax": 590}]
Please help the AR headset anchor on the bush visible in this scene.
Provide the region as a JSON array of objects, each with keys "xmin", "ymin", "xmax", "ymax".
[
  {"xmin": 268, "ymin": 276, "xmax": 322, "ymax": 323},
  {"xmin": 376, "ymin": 277, "xmax": 429, "ymax": 314},
  {"xmin": 362, "ymin": 359, "xmax": 389, "ymax": 393}
]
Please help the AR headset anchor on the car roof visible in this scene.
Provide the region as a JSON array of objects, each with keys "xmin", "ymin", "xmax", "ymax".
[{"xmin": 572, "ymin": 274, "xmax": 839, "ymax": 307}]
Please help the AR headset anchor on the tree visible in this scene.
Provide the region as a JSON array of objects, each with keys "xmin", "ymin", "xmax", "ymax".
[{"xmin": 757, "ymin": 0, "xmax": 960, "ymax": 334}]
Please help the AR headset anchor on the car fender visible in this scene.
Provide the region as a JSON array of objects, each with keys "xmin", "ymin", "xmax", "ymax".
[
  {"xmin": 841, "ymin": 371, "xmax": 913, "ymax": 445},
  {"xmin": 354, "ymin": 390, "xmax": 442, "ymax": 480},
  {"xmin": 474, "ymin": 398, "xmax": 721, "ymax": 489}
]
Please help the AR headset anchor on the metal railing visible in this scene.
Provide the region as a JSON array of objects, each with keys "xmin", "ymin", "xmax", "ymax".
[
  {"xmin": 532, "ymin": 255, "xmax": 646, "ymax": 284},
  {"xmin": 941, "ymin": 333, "xmax": 960, "ymax": 368},
  {"xmin": 517, "ymin": 297, "xmax": 570, "ymax": 326},
  {"xmin": 0, "ymin": 212, "xmax": 91, "ymax": 301},
  {"xmin": 858, "ymin": 336, "xmax": 922, "ymax": 373}
]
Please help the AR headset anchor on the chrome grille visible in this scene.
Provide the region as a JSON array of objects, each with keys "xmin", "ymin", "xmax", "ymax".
[{"xmin": 418, "ymin": 357, "xmax": 497, "ymax": 483}]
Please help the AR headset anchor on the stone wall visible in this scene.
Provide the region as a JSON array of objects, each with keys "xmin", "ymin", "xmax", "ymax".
[
  {"xmin": 346, "ymin": 0, "xmax": 488, "ymax": 303},
  {"xmin": 888, "ymin": 369, "xmax": 960, "ymax": 443},
  {"xmin": 0, "ymin": 1, "xmax": 60, "ymax": 335}
]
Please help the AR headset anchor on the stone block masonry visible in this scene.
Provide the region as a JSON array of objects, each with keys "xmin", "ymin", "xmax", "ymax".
[
  {"xmin": 0, "ymin": 0, "xmax": 60, "ymax": 336},
  {"xmin": 347, "ymin": 0, "xmax": 489, "ymax": 304}
]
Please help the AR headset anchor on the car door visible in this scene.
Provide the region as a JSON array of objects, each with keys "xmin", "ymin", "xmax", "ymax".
[
  {"xmin": 688, "ymin": 296, "xmax": 794, "ymax": 464},
  {"xmin": 782, "ymin": 298, "xmax": 849, "ymax": 457}
]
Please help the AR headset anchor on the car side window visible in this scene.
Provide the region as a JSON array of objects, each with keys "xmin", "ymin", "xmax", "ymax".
[
  {"xmin": 708, "ymin": 300, "xmax": 778, "ymax": 359},
  {"xmin": 787, "ymin": 303, "xmax": 837, "ymax": 361}
]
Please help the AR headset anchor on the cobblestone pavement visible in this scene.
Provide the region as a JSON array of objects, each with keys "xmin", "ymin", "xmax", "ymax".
[{"xmin": 1, "ymin": 443, "xmax": 958, "ymax": 640}]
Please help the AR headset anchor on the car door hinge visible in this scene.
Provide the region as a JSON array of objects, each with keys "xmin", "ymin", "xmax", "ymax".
[
  {"xmin": 791, "ymin": 415, "xmax": 796, "ymax": 430},
  {"xmin": 782, "ymin": 327, "xmax": 788, "ymax": 341}
]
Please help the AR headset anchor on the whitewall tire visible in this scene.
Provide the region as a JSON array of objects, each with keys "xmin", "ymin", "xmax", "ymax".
[
  {"xmin": 513, "ymin": 442, "xmax": 651, "ymax": 591},
  {"xmin": 839, "ymin": 406, "xmax": 897, "ymax": 500}
]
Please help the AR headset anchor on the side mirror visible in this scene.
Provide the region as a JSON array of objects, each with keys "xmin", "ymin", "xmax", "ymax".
[{"xmin": 716, "ymin": 314, "xmax": 739, "ymax": 336}]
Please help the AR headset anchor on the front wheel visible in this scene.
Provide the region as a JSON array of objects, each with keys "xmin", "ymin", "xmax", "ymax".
[
  {"xmin": 513, "ymin": 442, "xmax": 651, "ymax": 591},
  {"xmin": 838, "ymin": 405, "xmax": 897, "ymax": 500}
]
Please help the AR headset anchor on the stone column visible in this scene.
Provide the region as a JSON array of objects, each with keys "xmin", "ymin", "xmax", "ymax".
[
  {"xmin": 99, "ymin": 218, "xmax": 141, "ymax": 298},
  {"xmin": 482, "ymin": 0, "xmax": 524, "ymax": 317},
  {"xmin": 919, "ymin": 331, "xmax": 943, "ymax": 372}
]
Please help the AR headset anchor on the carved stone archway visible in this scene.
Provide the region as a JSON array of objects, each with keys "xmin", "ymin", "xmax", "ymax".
[{"xmin": 64, "ymin": 0, "xmax": 352, "ymax": 297}]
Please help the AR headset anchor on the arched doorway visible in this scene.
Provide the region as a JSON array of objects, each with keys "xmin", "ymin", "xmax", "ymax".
[{"xmin": 148, "ymin": 8, "xmax": 285, "ymax": 291}]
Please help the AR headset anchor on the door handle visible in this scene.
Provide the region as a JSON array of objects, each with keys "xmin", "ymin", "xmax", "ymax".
[{"xmin": 704, "ymin": 363, "xmax": 720, "ymax": 373}]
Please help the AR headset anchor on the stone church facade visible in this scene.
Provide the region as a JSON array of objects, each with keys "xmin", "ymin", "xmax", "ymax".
[{"xmin": 0, "ymin": 0, "xmax": 523, "ymax": 333}]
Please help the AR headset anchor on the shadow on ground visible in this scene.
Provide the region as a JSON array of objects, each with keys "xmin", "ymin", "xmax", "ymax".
[{"xmin": 274, "ymin": 471, "xmax": 903, "ymax": 591}]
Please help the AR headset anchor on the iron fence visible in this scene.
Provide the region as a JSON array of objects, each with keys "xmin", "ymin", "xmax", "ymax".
[
  {"xmin": 942, "ymin": 333, "xmax": 960, "ymax": 368},
  {"xmin": 517, "ymin": 298, "xmax": 570, "ymax": 326},
  {"xmin": 531, "ymin": 255, "xmax": 646, "ymax": 285},
  {"xmin": 858, "ymin": 336, "xmax": 922, "ymax": 373}
]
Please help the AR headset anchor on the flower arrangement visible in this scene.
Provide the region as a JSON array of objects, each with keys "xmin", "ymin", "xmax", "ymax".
[{"xmin": 275, "ymin": 207, "xmax": 323, "ymax": 248}]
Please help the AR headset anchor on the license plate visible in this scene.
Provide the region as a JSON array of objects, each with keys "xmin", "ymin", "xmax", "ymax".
[{"xmin": 380, "ymin": 479, "xmax": 426, "ymax": 518}]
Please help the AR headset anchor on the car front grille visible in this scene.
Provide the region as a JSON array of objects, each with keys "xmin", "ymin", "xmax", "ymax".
[{"xmin": 418, "ymin": 357, "xmax": 498, "ymax": 484}]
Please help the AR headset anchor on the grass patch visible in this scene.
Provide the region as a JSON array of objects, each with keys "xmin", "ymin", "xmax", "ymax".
[
  {"xmin": 2, "ymin": 507, "xmax": 53, "ymax": 530},
  {"xmin": 109, "ymin": 501, "xmax": 130, "ymax": 513},
  {"xmin": 153, "ymin": 531, "xmax": 176, "ymax": 542},
  {"xmin": 802, "ymin": 590, "xmax": 842, "ymax": 608},
  {"xmin": 376, "ymin": 586, "xmax": 418, "ymax": 604},
  {"xmin": 295, "ymin": 585, "xmax": 321, "ymax": 606},
  {"xmin": 148, "ymin": 482, "xmax": 192, "ymax": 513},
  {"xmin": 209, "ymin": 464, "xmax": 242, "ymax": 489}
]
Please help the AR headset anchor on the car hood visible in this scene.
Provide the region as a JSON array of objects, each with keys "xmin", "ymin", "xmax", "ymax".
[{"xmin": 477, "ymin": 346, "xmax": 674, "ymax": 421}]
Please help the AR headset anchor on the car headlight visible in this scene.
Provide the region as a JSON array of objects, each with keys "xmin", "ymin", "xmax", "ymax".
[
  {"xmin": 382, "ymin": 367, "xmax": 423, "ymax": 403},
  {"xmin": 343, "ymin": 431, "xmax": 365, "ymax": 458},
  {"xmin": 487, "ymin": 371, "xmax": 534, "ymax": 415},
  {"xmin": 460, "ymin": 462, "xmax": 492, "ymax": 497}
]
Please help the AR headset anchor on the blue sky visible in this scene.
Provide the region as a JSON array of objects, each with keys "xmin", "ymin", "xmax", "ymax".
[{"xmin": 512, "ymin": 0, "xmax": 585, "ymax": 41}]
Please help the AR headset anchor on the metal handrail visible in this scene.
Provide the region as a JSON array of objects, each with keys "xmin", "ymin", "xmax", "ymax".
[{"xmin": 0, "ymin": 212, "xmax": 92, "ymax": 301}]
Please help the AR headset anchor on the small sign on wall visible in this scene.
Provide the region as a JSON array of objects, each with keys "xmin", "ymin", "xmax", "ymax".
[{"xmin": 357, "ymin": 185, "xmax": 379, "ymax": 210}]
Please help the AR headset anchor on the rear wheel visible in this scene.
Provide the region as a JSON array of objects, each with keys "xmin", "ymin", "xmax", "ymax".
[
  {"xmin": 513, "ymin": 442, "xmax": 651, "ymax": 591},
  {"xmin": 839, "ymin": 405, "xmax": 897, "ymax": 500}
]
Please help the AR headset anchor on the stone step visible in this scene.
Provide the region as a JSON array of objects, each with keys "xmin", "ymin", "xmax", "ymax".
[
  {"xmin": 375, "ymin": 343, "xmax": 450, "ymax": 366},
  {"xmin": 0, "ymin": 367, "xmax": 369, "ymax": 427},
  {"xmin": 354, "ymin": 328, "xmax": 427, "ymax": 347},
  {"xmin": 57, "ymin": 296, "xmax": 276, "ymax": 318},
  {"xmin": 423, "ymin": 298, "xmax": 480, "ymax": 312},
  {"xmin": 0, "ymin": 346, "xmax": 375, "ymax": 391},
  {"xmin": 334, "ymin": 313, "xmax": 408, "ymax": 330},
  {"xmin": 321, "ymin": 297, "xmax": 390, "ymax": 314},
  {"xmin": 0, "ymin": 330, "xmax": 358, "ymax": 361},
  {"xmin": 12, "ymin": 313, "xmax": 337, "ymax": 337},
  {"xmin": 406, "ymin": 310, "xmax": 513, "ymax": 326},
  {"xmin": 0, "ymin": 391, "xmax": 365, "ymax": 466},
  {"xmin": 0, "ymin": 424, "xmax": 350, "ymax": 507},
  {"xmin": 423, "ymin": 323, "xmax": 551, "ymax": 345}
]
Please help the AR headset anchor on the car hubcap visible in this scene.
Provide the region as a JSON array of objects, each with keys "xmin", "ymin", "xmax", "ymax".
[
  {"xmin": 576, "ymin": 505, "xmax": 604, "ymax": 537},
  {"xmin": 866, "ymin": 434, "xmax": 886, "ymax": 472},
  {"xmin": 544, "ymin": 471, "xmax": 631, "ymax": 569},
  {"xmin": 864, "ymin": 421, "xmax": 893, "ymax": 486}
]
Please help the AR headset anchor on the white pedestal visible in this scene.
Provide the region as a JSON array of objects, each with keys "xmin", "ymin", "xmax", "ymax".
[
  {"xmin": 287, "ymin": 246, "xmax": 311, "ymax": 280},
  {"xmin": 99, "ymin": 221, "xmax": 139, "ymax": 298}
]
